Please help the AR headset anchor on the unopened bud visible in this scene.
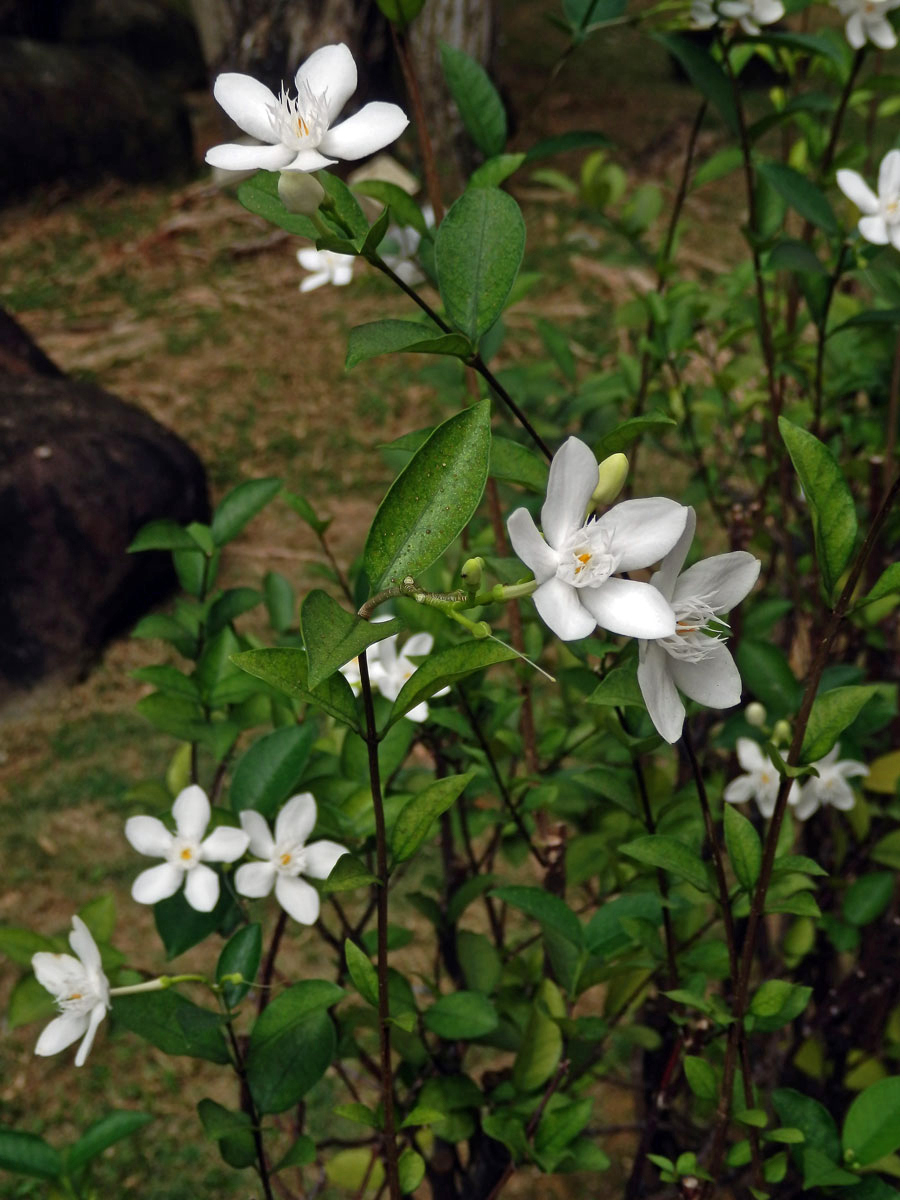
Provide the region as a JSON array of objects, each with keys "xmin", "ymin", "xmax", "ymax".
[
  {"xmin": 461, "ymin": 556, "xmax": 485, "ymax": 588},
  {"xmin": 278, "ymin": 170, "xmax": 325, "ymax": 215},
  {"xmin": 472, "ymin": 621, "xmax": 491, "ymax": 639},
  {"xmin": 592, "ymin": 453, "xmax": 628, "ymax": 505},
  {"xmin": 745, "ymin": 701, "xmax": 767, "ymax": 728},
  {"xmin": 772, "ymin": 719, "xmax": 792, "ymax": 746}
]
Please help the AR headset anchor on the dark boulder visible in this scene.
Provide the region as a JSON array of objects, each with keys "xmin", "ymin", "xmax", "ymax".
[{"xmin": 0, "ymin": 311, "xmax": 209, "ymax": 706}]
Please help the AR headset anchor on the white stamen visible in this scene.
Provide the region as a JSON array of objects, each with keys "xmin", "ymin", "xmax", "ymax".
[
  {"xmin": 556, "ymin": 520, "xmax": 620, "ymax": 589},
  {"xmin": 659, "ymin": 592, "xmax": 726, "ymax": 662}
]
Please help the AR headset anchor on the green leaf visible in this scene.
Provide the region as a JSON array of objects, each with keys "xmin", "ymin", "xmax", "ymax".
[
  {"xmin": 684, "ymin": 1056, "xmax": 718, "ymax": 1101},
  {"xmin": 246, "ymin": 981, "xmax": 343, "ymax": 1113},
  {"xmin": 346, "ymin": 319, "xmax": 471, "ymax": 368},
  {"xmin": 493, "ymin": 885, "xmax": 584, "ymax": 946},
  {"xmin": 282, "ymin": 488, "xmax": 331, "ymax": 537},
  {"xmin": 843, "ymin": 873, "xmax": 895, "ymax": 927},
  {"xmin": 0, "ymin": 1129, "xmax": 62, "ymax": 1180},
  {"xmin": 778, "ymin": 417, "xmax": 857, "ymax": 599},
  {"xmin": 512, "ymin": 990, "xmax": 564, "ymax": 1092},
  {"xmin": 773, "ymin": 1088, "xmax": 840, "ymax": 1161},
  {"xmin": 7, "ymin": 974, "xmax": 56, "ymax": 1030},
  {"xmin": 424, "ymin": 991, "xmax": 498, "ymax": 1039},
  {"xmin": 457, "ymin": 930, "xmax": 502, "ymax": 995},
  {"xmin": 654, "ymin": 33, "xmax": 738, "ymax": 135},
  {"xmin": 364, "ymin": 400, "xmax": 491, "ymax": 589},
  {"xmin": 0, "ymin": 926, "xmax": 59, "ymax": 966},
  {"xmin": 594, "ymin": 413, "xmax": 677, "ymax": 458},
  {"xmin": 525, "ymin": 129, "xmax": 612, "ymax": 161},
  {"xmin": 391, "ymin": 773, "xmax": 472, "ymax": 863},
  {"xmin": 435, "ymin": 190, "xmax": 525, "ymax": 342},
  {"xmin": 128, "ymin": 520, "xmax": 207, "ymax": 553},
  {"xmin": 859, "ymin": 563, "xmax": 900, "ymax": 608},
  {"xmin": 154, "ymin": 886, "xmax": 237, "ymax": 960},
  {"xmin": 232, "ymin": 647, "xmax": 359, "ymax": 729},
  {"xmin": 388, "ymin": 641, "xmax": 518, "ymax": 727},
  {"xmin": 489, "ymin": 435, "xmax": 548, "ymax": 492},
  {"xmin": 621, "ymin": 835, "xmax": 710, "ymax": 892},
  {"xmin": 469, "ymin": 153, "xmax": 526, "ymax": 189},
  {"xmin": 345, "ymin": 940, "xmax": 379, "ymax": 1007},
  {"xmin": 843, "ymin": 1077, "xmax": 900, "ymax": 1167},
  {"xmin": 113, "ymin": 991, "xmax": 229, "ymax": 1063},
  {"xmin": 587, "ymin": 663, "xmax": 645, "ymax": 708},
  {"xmin": 803, "ymin": 1146, "xmax": 860, "ymax": 1188},
  {"xmin": 318, "ymin": 170, "xmax": 369, "ymax": 239},
  {"xmin": 398, "ymin": 1148, "xmax": 426, "ymax": 1194},
  {"xmin": 216, "ymin": 923, "xmax": 262, "ymax": 1007},
  {"xmin": 750, "ymin": 980, "xmax": 812, "ymax": 1031},
  {"xmin": 439, "ymin": 42, "xmax": 507, "ymax": 158},
  {"xmin": 724, "ymin": 803, "xmax": 762, "ymax": 890},
  {"xmin": 230, "ymin": 723, "xmax": 318, "ymax": 818},
  {"xmin": 275, "ymin": 1136, "xmax": 316, "ymax": 1171},
  {"xmin": 758, "ymin": 161, "xmax": 839, "ymax": 235},
  {"xmin": 211, "ymin": 478, "xmax": 281, "ymax": 546},
  {"xmin": 301, "ymin": 591, "xmax": 403, "ymax": 689},
  {"xmin": 323, "ymin": 854, "xmax": 378, "ymax": 893},
  {"xmin": 197, "ymin": 1099, "xmax": 252, "ymax": 1141},
  {"xmin": 353, "ymin": 180, "xmax": 427, "ymax": 233},
  {"xmin": 801, "ymin": 684, "xmax": 879, "ymax": 763},
  {"xmin": 67, "ymin": 1112, "xmax": 152, "ymax": 1175},
  {"xmin": 264, "ymin": 570, "xmax": 295, "ymax": 634},
  {"xmin": 237, "ymin": 171, "xmax": 321, "ymax": 238},
  {"xmin": 736, "ymin": 639, "xmax": 801, "ymax": 715},
  {"xmin": 765, "ymin": 238, "xmax": 827, "ymax": 277}
]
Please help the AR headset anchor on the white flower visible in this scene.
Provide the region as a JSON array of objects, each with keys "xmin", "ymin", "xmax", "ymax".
[
  {"xmin": 32, "ymin": 916, "xmax": 110, "ymax": 1066},
  {"xmin": 507, "ymin": 436, "xmax": 688, "ymax": 642},
  {"xmin": 205, "ymin": 43, "xmax": 409, "ymax": 174},
  {"xmin": 690, "ymin": 0, "xmax": 783, "ymax": 32},
  {"xmin": 125, "ymin": 785, "xmax": 250, "ymax": 913},
  {"xmin": 724, "ymin": 738, "xmax": 800, "ymax": 819},
  {"xmin": 833, "ymin": 0, "xmax": 899, "ymax": 48},
  {"xmin": 837, "ymin": 150, "xmax": 900, "ymax": 248},
  {"xmin": 637, "ymin": 509, "xmax": 760, "ymax": 743},
  {"xmin": 793, "ymin": 745, "xmax": 868, "ymax": 820},
  {"xmin": 372, "ymin": 631, "xmax": 448, "ymax": 722},
  {"xmin": 297, "ymin": 247, "xmax": 355, "ymax": 292},
  {"xmin": 382, "ymin": 205, "xmax": 435, "ymax": 286},
  {"xmin": 235, "ymin": 794, "xmax": 348, "ymax": 924}
]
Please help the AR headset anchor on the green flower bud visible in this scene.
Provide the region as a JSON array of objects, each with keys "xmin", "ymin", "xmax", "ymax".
[
  {"xmin": 745, "ymin": 701, "xmax": 767, "ymax": 728},
  {"xmin": 772, "ymin": 719, "xmax": 792, "ymax": 746},
  {"xmin": 472, "ymin": 621, "xmax": 491, "ymax": 639},
  {"xmin": 278, "ymin": 170, "xmax": 325, "ymax": 215},
  {"xmin": 592, "ymin": 453, "xmax": 629, "ymax": 505},
  {"xmin": 461, "ymin": 556, "xmax": 485, "ymax": 588}
]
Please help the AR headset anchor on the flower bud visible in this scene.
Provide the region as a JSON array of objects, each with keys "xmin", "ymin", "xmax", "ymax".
[
  {"xmin": 745, "ymin": 701, "xmax": 767, "ymax": 728},
  {"xmin": 461, "ymin": 556, "xmax": 485, "ymax": 588},
  {"xmin": 278, "ymin": 170, "xmax": 325, "ymax": 215},
  {"xmin": 471, "ymin": 621, "xmax": 491, "ymax": 639},
  {"xmin": 592, "ymin": 453, "xmax": 629, "ymax": 505},
  {"xmin": 772, "ymin": 719, "xmax": 792, "ymax": 746}
]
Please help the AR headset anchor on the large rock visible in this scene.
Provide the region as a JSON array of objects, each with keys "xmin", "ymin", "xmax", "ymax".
[
  {"xmin": 0, "ymin": 311, "xmax": 209, "ymax": 706},
  {"xmin": 0, "ymin": 38, "xmax": 193, "ymax": 200}
]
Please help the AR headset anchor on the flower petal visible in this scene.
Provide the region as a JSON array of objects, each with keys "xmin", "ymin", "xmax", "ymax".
[
  {"xmin": 507, "ymin": 508, "xmax": 558, "ymax": 582},
  {"xmin": 880, "ymin": 148, "xmax": 900, "ymax": 199},
  {"xmin": 889, "ymin": 222, "xmax": 900, "ymax": 251},
  {"xmin": 405, "ymin": 700, "xmax": 430, "ymax": 722},
  {"xmin": 184, "ymin": 863, "xmax": 220, "ymax": 913},
  {"xmin": 532, "ymin": 577, "xmax": 597, "ymax": 641},
  {"xmin": 858, "ymin": 214, "xmax": 890, "ymax": 244},
  {"xmin": 235, "ymin": 861, "xmax": 277, "ymax": 899},
  {"xmin": 318, "ymin": 102, "xmax": 409, "ymax": 161},
  {"xmin": 651, "ymin": 508, "xmax": 696, "ymax": 601},
  {"xmin": 595, "ymin": 498, "xmax": 688, "ymax": 572},
  {"xmin": 275, "ymin": 875, "xmax": 321, "ymax": 924},
  {"xmin": 32, "ymin": 952, "xmax": 81, "ymax": 995},
  {"xmin": 201, "ymin": 826, "xmax": 250, "ymax": 863},
  {"xmin": 403, "ymin": 632, "xmax": 434, "ymax": 659},
  {"xmin": 736, "ymin": 737, "xmax": 765, "ymax": 772},
  {"xmin": 132, "ymin": 862, "xmax": 183, "ymax": 906},
  {"xmin": 580, "ymin": 577, "xmax": 677, "ymax": 638},
  {"xmin": 836, "ymin": 760, "xmax": 869, "ymax": 779},
  {"xmin": 637, "ymin": 642, "xmax": 685, "ymax": 743},
  {"xmin": 295, "ymin": 43, "xmax": 358, "ymax": 124},
  {"xmin": 869, "ymin": 13, "xmax": 898, "ymax": 46},
  {"xmin": 239, "ymin": 810, "xmax": 276, "ymax": 858},
  {"xmin": 205, "ymin": 141, "xmax": 296, "ymax": 171},
  {"xmin": 74, "ymin": 1003, "xmax": 107, "ymax": 1067},
  {"xmin": 724, "ymin": 774, "xmax": 757, "ymax": 805},
  {"xmin": 792, "ymin": 785, "xmax": 820, "ymax": 821},
  {"xmin": 283, "ymin": 147, "xmax": 338, "ymax": 172},
  {"xmin": 827, "ymin": 779, "xmax": 858, "ymax": 810},
  {"xmin": 173, "ymin": 785, "xmax": 210, "ymax": 842},
  {"xmin": 300, "ymin": 271, "xmax": 330, "ymax": 292},
  {"xmin": 540, "ymin": 437, "xmax": 599, "ymax": 550},
  {"xmin": 837, "ymin": 168, "xmax": 879, "ymax": 214},
  {"xmin": 303, "ymin": 840, "xmax": 348, "ymax": 879},
  {"xmin": 68, "ymin": 916, "xmax": 102, "ymax": 974},
  {"xmin": 275, "ymin": 793, "xmax": 317, "ymax": 847},
  {"xmin": 669, "ymin": 640, "xmax": 743, "ymax": 710},
  {"xmin": 35, "ymin": 1013, "xmax": 87, "ymax": 1058},
  {"xmin": 674, "ymin": 551, "xmax": 760, "ymax": 613},
  {"xmin": 212, "ymin": 73, "xmax": 279, "ymax": 142},
  {"xmin": 845, "ymin": 12, "xmax": 866, "ymax": 46},
  {"xmin": 124, "ymin": 815, "xmax": 173, "ymax": 859}
]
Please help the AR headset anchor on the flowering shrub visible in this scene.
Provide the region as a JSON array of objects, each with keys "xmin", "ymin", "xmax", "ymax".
[{"xmin": 4, "ymin": 3, "xmax": 900, "ymax": 1199}]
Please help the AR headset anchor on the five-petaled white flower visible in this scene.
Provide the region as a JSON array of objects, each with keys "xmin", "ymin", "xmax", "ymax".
[
  {"xmin": 297, "ymin": 247, "xmax": 355, "ymax": 292},
  {"xmin": 637, "ymin": 509, "xmax": 760, "ymax": 743},
  {"xmin": 793, "ymin": 745, "xmax": 868, "ymax": 820},
  {"xmin": 32, "ymin": 916, "xmax": 110, "ymax": 1066},
  {"xmin": 382, "ymin": 205, "xmax": 435, "ymax": 286},
  {"xmin": 235, "ymin": 794, "xmax": 348, "ymax": 924},
  {"xmin": 832, "ymin": 0, "xmax": 899, "ymax": 48},
  {"xmin": 724, "ymin": 738, "xmax": 800, "ymax": 819},
  {"xmin": 837, "ymin": 150, "xmax": 900, "ymax": 248},
  {"xmin": 507, "ymin": 436, "xmax": 688, "ymax": 642},
  {"xmin": 371, "ymin": 631, "xmax": 448, "ymax": 722},
  {"xmin": 205, "ymin": 43, "xmax": 409, "ymax": 174},
  {"xmin": 125, "ymin": 785, "xmax": 250, "ymax": 913},
  {"xmin": 691, "ymin": 0, "xmax": 784, "ymax": 33}
]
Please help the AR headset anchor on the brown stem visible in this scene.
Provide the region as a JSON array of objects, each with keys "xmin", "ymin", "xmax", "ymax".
[
  {"xmin": 813, "ymin": 244, "xmax": 850, "ymax": 438},
  {"xmin": 257, "ymin": 909, "xmax": 288, "ymax": 1018},
  {"xmin": 357, "ymin": 649, "xmax": 401, "ymax": 1200},
  {"xmin": 224, "ymin": 1020, "xmax": 276, "ymax": 1200},
  {"xmin": 390, "ymin": 24, "xmax": 445, "ymax": 225}
]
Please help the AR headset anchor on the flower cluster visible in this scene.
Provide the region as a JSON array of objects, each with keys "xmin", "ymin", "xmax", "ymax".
[
  {"xmin": 507, "ymin": 438, "xmax": 759, "ymax": 743},
  {"xmin": 690, "ymin": 0, "xmax": 784, "ymax": 34},
  {"xmin": 837, "ymin": 150, "xmax": 900, "ymax": 249},
  {"xmin": 832, "ymin": 0, "xmax": 899, "ymax": 48},
  {"xmin": 725, "ymin": 739, "xmax": 868, "ymax": 819},
  {"xmin": 341, "ymin": 627, "xmax": 448, "ymax": 722}
]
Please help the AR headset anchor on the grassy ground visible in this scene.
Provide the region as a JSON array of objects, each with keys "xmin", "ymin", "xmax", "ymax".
[{"xmin": 0, "ymin": 3, "xmax": 746, "ymax": 1195}]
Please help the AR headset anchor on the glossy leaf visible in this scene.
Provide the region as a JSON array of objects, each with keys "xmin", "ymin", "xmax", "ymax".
[
  {"xmin": 424, "ymin": 991, "xmax": 498, "ymax": 1039},
  {"xmin": 345, "ymin": 939, "xmax": 379, "ymax": 1007},
  {"xmin": 238, "ymin": 171, "xmax": 321, "ymax": 238},
  {"xmin": 621, "ymin": 835, "xmax": 710, "ymax": 892},
  {"xmin": 230, "ymin": 723, "xmax": 318, "ymax": 817},
  {"xmin": 211, "ymin": 478, "xmax": 282, "ymax": 546},
  {"xmin": 594, "ymin": 413, "xmax": 676, "ymax": 458},
  {"xmin": 67, "ymin": 1112, "xmax": 153, "ymax": 1175},
  {"xmin": 246, "ymin": 981, "xmax": 344, "ymax": 1113},
  {"xmin": 216, "ymin": 923, "xmax": 262, "ymax": 1007},
  {"xmin": 843, "ymin": 1077, "xmax": 900, "ymax": 1167},
  {"xmin": 398, "ymin": 1148, "xmax": 426, "ymax": 1194},
  {"xmin": 232, "ymin": 648, "xmax": 359, "ymax": 729},
  {"xmin": 439, "ymin": 42, "xmax": 507, "ymax": 158},
  {"xmin": 654, "ymin": 34, "xmax": 738, "ymax": 135},
  {"xmin": 364, "ymin": 400, "xmax": 491, "ymax": 589},
  {"xmin": 724, "ymin": 803, "xmax": 762, "ymax": 891},
  {"xmin": 128, "ymin": 520, "xmax": 207, "ymax": 553},
  {"xmin": 758, "ymin": 161, "xmax": 839, "ymax": 236},
  {"xmin": 0, "ymin": 1129, "xmax": 62, "ymax": 1180},
  {"xmin": 113, "ymin": 990, "xmax": 229, "ymax": 1063},
  {"xmin": 324, "ymin": 854, "xmax": 378, "ymax": 892},
  {"xmin": 392, "ymin": 773, "xmax": 472, "ymax": 862},
  {"xmin": 800, "ymin": 685, "xmax": 879, "ymax": 763},
  {"xmin": 469, "ymin": 153, "xmax": 526, "ymax": 189},
  {"xmin": 346, "ymin": 319, "xmax": 470, "ymax": 368},
  {"xmin": 388, "ymin": 640, "xmax": 518, "ymax": 727},
  {"xmin": 493, "ymin": 885, "xmax": 584, "ymax": 946},
  {"xmin": 301, "ymin": 590, "xmax": 403, "ymax": 689},
  {"xmin": 684, "ymin": 1056, "xmax": 718, "ymax": 1101}
]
